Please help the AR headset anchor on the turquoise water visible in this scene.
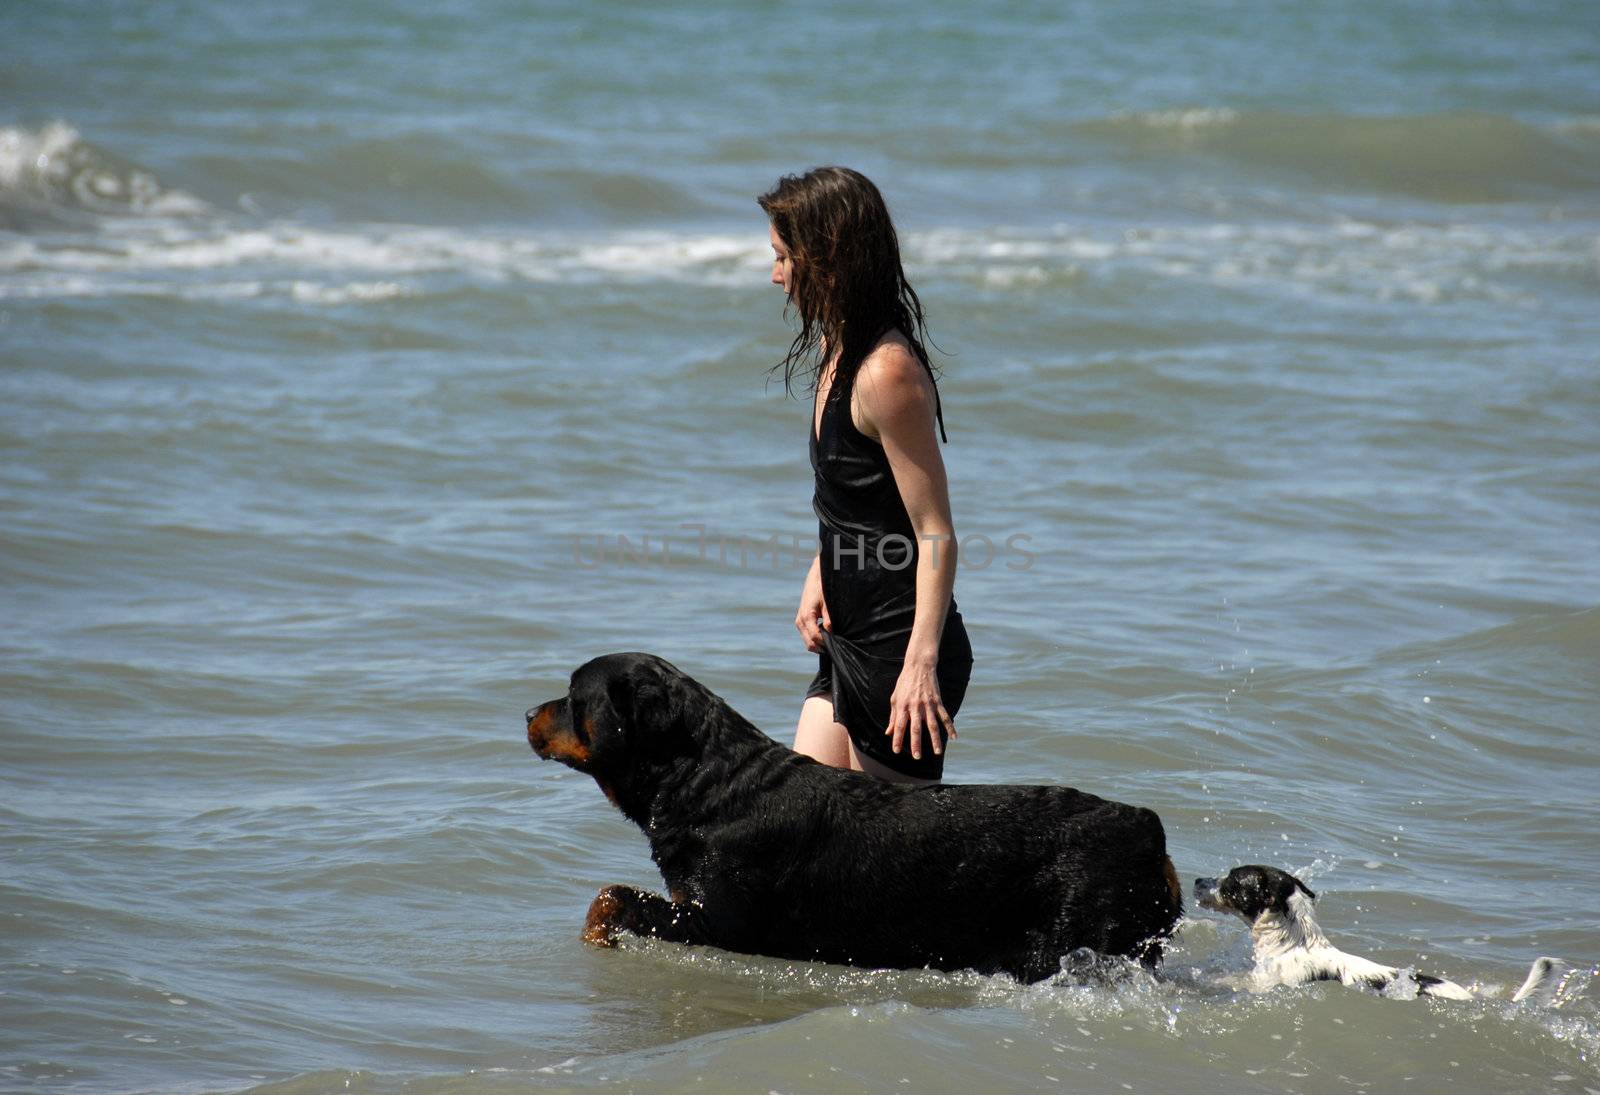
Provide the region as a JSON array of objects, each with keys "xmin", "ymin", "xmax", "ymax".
[{"xmin": 3, "ymin": 2, "xmax": 1598, "ymax": 1091}]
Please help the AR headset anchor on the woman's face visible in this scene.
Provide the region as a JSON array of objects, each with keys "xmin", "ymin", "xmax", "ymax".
[{"xmin": 768, "ymin": 222, "xmax": 794, "ymax": 296}]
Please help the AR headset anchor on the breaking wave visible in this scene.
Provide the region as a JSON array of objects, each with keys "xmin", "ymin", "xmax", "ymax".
[{"xmin": 0, "ymin": 122, "xmax": 208, "ymax": 224}]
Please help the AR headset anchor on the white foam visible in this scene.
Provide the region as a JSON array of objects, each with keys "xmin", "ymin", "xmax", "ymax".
[
  {"xmin": 0, "ymin": 122, "xmax": 82, "ymax": 190},
  {"xmin": 289, "ymin": 280, "xmax": 410, "ymax": 304},
  {"xmin": 1118, "ymin": 108, "xmax": 1241, "ymax": 131},
  {"xmin": 0, "ymin": 218, "xmax": 772, "ymax": 302},
  {"xmin": 0, "ymin": 209, "xmax": 1591, "ymax": 308}
]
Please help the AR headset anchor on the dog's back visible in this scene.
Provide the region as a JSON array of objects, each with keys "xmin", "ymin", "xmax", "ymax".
[{"xmin": 656, "ymin": 752, "xmax": 1182, "ymax": 981}]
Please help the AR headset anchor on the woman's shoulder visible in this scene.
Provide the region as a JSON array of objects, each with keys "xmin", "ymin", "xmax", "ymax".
[
  {"xmin": 852, "ymin": 332, "xmax": 938, "ymax": 440},
  {"xmin": 857, "ymin": 331, "xmax": 934, "ymax": 394}
]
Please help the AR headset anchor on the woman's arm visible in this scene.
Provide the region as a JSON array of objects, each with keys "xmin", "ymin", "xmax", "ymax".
[
  {"xmin": 796, "ymin": 550, "xmax": 830, "ymax": 652},
  {"xmin": 853, "ymin": 338, "xmax": 958, "ymax": 761}
]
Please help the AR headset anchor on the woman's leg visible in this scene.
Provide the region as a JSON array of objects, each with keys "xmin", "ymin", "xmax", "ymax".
[
  {"xmin": 847, "ymin": 739, "xmax": 940, "ymax": 786},
  {"xmin": 793, "ymin": 695, "xmax": 852, "ymax": 768},
  {"xmin": 794, "ymin": 696, "xmax": 939, "ymax": 785}
]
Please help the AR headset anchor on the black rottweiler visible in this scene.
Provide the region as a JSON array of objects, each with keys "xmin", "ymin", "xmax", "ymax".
[{"xmin": 526, "ymin": 652, "xmax": 1182, "ymax": 983}]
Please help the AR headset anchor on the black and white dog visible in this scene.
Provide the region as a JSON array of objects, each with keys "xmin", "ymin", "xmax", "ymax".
[{"xmin": 1194, "ymin": 864, "xmax": 1558, "ymax": 1002}]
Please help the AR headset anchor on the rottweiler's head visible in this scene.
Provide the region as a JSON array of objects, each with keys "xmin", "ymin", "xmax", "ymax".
[
  {"xmin": 1193, "ymin": 864, "xmax": 1317, "ymax": 923},
  {"xmin": 526, "ymin": 652, "xmax": 704, "ymax": 809}
]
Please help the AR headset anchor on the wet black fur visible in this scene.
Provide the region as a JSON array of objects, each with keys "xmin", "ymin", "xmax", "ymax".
[
  {"xmin": 527, "ymin": 652, "xmax": 1182, "ymax": 983},
  {"xmin": 1205, "ymin": 864, "xmax": 1317, "ymax": 920}
]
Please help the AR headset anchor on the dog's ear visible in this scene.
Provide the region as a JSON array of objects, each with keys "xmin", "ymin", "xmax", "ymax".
[
  {"xmin": 602, "ymin": 655, "xmax": 668, "ymax": 730},
  {"xmin": 601, "ymin": 669, "xmax": 635, "ymax": 730},
  {"xmin": 1293, "ymin": 878, "xmax": 1317, "ymax": 902},
  {"xmin": 608, "ymin": 654, "xmax": 706, "ymax": 761}
]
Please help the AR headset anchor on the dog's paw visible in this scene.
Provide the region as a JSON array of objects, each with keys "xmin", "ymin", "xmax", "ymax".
[{"xmin": 582, "ymin": 885, "xmax": 632, "ymax": 947}]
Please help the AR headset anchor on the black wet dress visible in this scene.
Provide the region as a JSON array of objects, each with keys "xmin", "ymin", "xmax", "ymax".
[{"xmin": 803, "ymin": 372, "xmax": 973, "ymax": 780}]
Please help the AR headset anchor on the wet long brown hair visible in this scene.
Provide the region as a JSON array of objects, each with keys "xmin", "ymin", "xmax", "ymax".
[{"xmin": 758, "ymin": 166, "xmax": 944, "ymax": 436}]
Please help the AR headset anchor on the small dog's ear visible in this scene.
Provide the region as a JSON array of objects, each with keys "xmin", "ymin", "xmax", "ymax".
[{"xmin": 1294, "ymin": 878, "xmax": 1317, "ymax": 902}]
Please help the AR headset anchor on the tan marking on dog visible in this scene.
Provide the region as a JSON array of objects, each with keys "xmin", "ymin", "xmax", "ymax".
[
  {"xmin": 1164, "ymin": 856, "xmax": 1182, "ymax": 907},
  {"xmin": 527, "ymin": 703, "xmax": 591, "ymax": 767},
  {"xmin": 582, "ymin": 887, "xmax": 623, "ymax": 947}
]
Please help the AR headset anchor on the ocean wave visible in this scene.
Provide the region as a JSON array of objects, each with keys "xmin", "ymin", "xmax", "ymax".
[
  {"xmin": 0, "ymin": 121, "xmax": 711, "ymax": 228},
  {"xmin": 1111, "ymin": 107, "xmax": 1242, "ymax": 131},
  {"xmin": 1, "ymin": 215, "xmax": 1592, "ymax": 309},
  {"xmin": 1382, "ymin": 604, "xmax": 1600, "ymax": 671},
  {"xmin": 188, "ymin": 136, "xmax": 709, "ymax": 224},
  {"xmin": 0, "ymin": 223, "xmax": 764, "ymax": 303},
  {"xmin": 1074, "ymin": 109, "xmax": 1600, "ymax": 202},
  {"xmin": 0, "ymin": 123, "xmax": 208, "ymax": 223}
]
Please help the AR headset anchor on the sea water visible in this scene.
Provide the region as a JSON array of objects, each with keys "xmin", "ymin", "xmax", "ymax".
[{"xmin": 3, "ymin": 2, "xmax": 1598, "ymax": 1091}]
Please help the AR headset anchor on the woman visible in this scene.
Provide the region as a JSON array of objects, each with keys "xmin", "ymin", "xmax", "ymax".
[{"xmin": 759, "ymin": 166, "xmax": 972, "ymax": 785}]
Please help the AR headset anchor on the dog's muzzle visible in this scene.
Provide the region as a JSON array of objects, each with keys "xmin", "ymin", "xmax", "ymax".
[
  {"xmin": 1193, "ymin": 876, "xmax": 1224, "ymax": 911},
  {"xmin": 526, "ymin": 702, "xmax": 553, "ymax": 755}
]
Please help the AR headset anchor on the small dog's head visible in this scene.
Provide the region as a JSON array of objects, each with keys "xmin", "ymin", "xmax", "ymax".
[
  {"xmin": 1194, "ymin": 865, "xmax": 1317, "ymax": 923},
  {"xmin": 525, "ymin": 653, "xmax": 703, "ymax": 805}
]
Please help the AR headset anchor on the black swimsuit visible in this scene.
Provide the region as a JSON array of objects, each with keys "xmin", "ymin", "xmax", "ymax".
[{"xmin": 804, "ymin": 369, "xmax": 973, "ymax": 780}]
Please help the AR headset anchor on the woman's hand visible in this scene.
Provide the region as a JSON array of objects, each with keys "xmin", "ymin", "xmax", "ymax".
[
  {"xmin": 887, "ymin": 657, "xmax": 955, "ymax": 760},
  {"xmin": 795, "ymin": 554, "xmax": 831, "ymax": 652}
]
